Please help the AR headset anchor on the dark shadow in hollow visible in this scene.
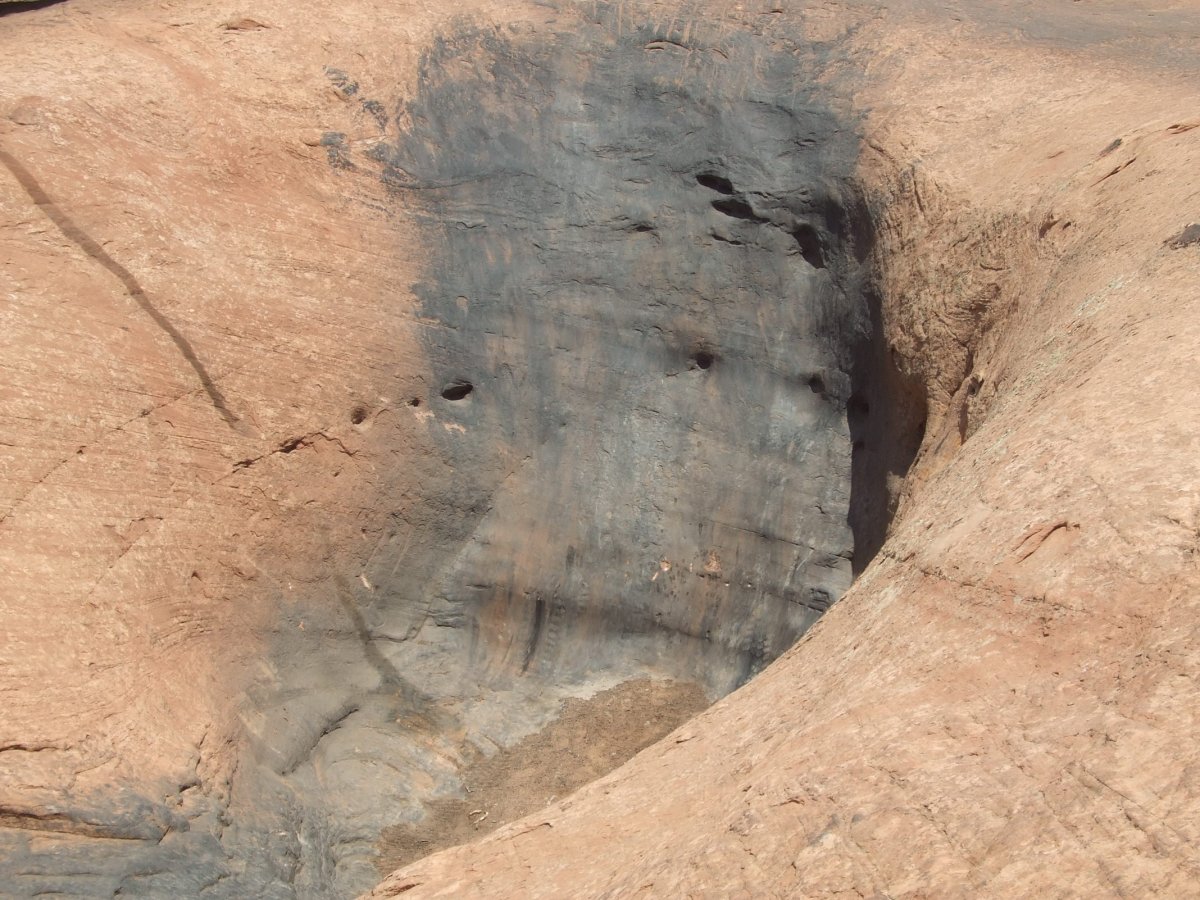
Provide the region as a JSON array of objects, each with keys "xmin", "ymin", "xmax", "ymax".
[
  {"xmin": 0, "ymin": 148, "xmax": 241, "ymax": 428},
  {"xmin": 0, "ymin": 1, "xmax": 67, "ymax": 16},
  {"xmin": 847, "ymin": 273, "xmax": 928, "ymax": 576}
]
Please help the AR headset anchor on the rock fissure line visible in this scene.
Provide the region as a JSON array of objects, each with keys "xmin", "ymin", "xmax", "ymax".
[{"xmin": 0, "ymin": 148, "xmax": 241, "ymax": 429}]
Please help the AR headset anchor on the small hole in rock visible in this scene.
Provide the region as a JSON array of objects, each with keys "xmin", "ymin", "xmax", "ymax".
[
  {"xmin": 691, "ymin": 350, "xmax": 715, "ymax": 371},
  {"xmin": 712, "ymin": 197, "xmax": 766, "ymax": 223},
  {"xmin": 441, "ymin": 382, "xmax": 474, "ymax": 401},
  {"xmin": 350, "ymin": 406, "xmax": 368, "ymax": 424},
  {"xmin": 696, "ymin": 172, "xmax": 734, "ymax": 195},
  {"xmin": 807, "ymin": 374, "xmax": 825, "ymax": 394},
  {"xmin": 408, "ymin": 397, "xmax": 422, "ymax": 408}
]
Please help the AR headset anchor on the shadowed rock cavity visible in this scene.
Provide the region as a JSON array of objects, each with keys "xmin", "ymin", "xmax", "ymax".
[
  {"xmin": 236, "ymin": 8, "xmax": 923, "ymax": 898},
  {"xmin": 2, "ymin": 6, "xmax": 923, "ymax": 899},
  {"xmin": 376, "ymin": 14, "xmax": 879, "ymax": 701}
]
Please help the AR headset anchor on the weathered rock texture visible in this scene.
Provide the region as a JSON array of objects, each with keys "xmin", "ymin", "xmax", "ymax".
[
  {"xmin": 368, "ymin": 2, "xmax": 1200, "ymax": 898},
  {"xmin": 2, "ymin": 0, "xmax": 1199, "ymax": 898},
  {"xmin": 0, "ymin": 0, "xmax": 888, "ymax": 894},
  {"xmin": 377, "ymin": 3, "xmax": 885, "ymax": 700}
]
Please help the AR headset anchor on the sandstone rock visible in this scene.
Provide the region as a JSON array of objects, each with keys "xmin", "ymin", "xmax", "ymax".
[
  {"xmin": 369, "ymin": 2, "xmax": 1200, "ymax": 897},
  {"xmin": 1, "ymin": 0, "xmax": 1198, "ymax": 898},
  {"xmin": 220, "ymin": 17, "xmax": 271, "ymax": 32}
]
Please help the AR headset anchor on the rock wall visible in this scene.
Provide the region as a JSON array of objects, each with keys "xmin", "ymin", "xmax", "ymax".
[
  {"xmin": 368, "ymin": 1, "xmax": 1200, "ymax": 897},
  {"xmin": 0, "ymin": 1, "xmax": 916, "ymax": 896},
  {"xmin": 6, "ymin": 0, "xmax": 1198, "ymax": 898},
  {"xmin": 366, "ymin": 4, "xmax": 874, "ymax": 699},
  {"xmin": 235, "ymin": 6, "xmax": 903, "ymax": 895}
]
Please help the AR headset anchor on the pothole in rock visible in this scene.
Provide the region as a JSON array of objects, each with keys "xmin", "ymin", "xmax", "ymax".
[
  {"xmin": 375, "ymin": 678, "xmax": 709, "ymax": 873},
  {"xmin": 68, "ymin": 5, "xmax": 928, "ymax": 898},
  {"xmin": 310, "ymin": 14, "xmax": 927, "ymax": 884},
  {"xmin": 234, "ymin": 8, "xmax": 931, "ymax": 896}
]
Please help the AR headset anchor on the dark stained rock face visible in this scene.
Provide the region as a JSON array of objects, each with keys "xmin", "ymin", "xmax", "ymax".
[
  {"xmin": 0, "ymin": 4, "xmax": 910, "ymax": 898},
  {"xmin": 251, "ymin": 9, "xmax": 880, "ymax": 896},
  {"xmin": 374, "ymin": 11, "xmax": 871, "ymax": 697}
]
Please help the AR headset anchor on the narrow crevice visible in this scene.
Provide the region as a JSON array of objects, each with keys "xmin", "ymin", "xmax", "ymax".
[
  {"xmin": 711, "ymin": 196, "xmax": 768, "ymax": 223},
  {"xmin": 0, "ymin": 149, "xmax": 241, "ymax": 429},
  {"xmin": 696, "ymin": 172, "xmax": 735, "ymax": 194},
  {"xmin": 847, "ymin": 276, "xmax": 928, "ymax": 576}
]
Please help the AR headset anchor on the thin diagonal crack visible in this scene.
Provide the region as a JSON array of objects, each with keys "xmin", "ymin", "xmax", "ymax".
[{"xmin": 0, "ymin": 147, "xmax": 240, "ymax": 428}]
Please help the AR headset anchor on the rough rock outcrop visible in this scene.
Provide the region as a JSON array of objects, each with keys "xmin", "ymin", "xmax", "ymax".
[{"xmin": 2, "ymin": 0, "xmax": 1199, "ymax": 898}]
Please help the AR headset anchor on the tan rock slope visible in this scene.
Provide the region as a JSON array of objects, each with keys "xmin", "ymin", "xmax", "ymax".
[
  {"xmin": 0, "ymin": 1, "xmax": 456, "ymax": 893},
  {"xmin": 0, "ymin": 0, "xmax": 1198, "ymax": 897}
]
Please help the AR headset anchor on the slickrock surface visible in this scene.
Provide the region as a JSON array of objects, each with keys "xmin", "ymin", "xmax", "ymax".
[
  {"xmin": 0, "ymin": 0, "xmax": 881, "ymax": 893},
  {"xmin": 1, "ymin": 0, "xmax": 1198, "ymax": 898},
  {"xmin": 369, "ymin": 2, "xmax": 1200, "ymax": 898}
]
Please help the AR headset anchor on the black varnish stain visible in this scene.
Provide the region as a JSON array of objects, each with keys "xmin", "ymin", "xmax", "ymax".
[
  {"xmin": 0, "ymin": 148, "xmax": 241, "ymax": 429},
  {"xmin": 323, "ymin": 66, "xmax": 359, "ymax": 97},
  {"xmin": 1167, "ymin": 223, "xmax": 1200, "ymax": 249},
  {"xmin": 372, "ymin": 0, "xmax": 886, "ymax": 700},
  {"xmin": 521, "ymin": 596, "xmax": 547, "ymax": 673},
  {"xmin": 320, "ymin": 132, "xmax": 355, "ymax": 170}
]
